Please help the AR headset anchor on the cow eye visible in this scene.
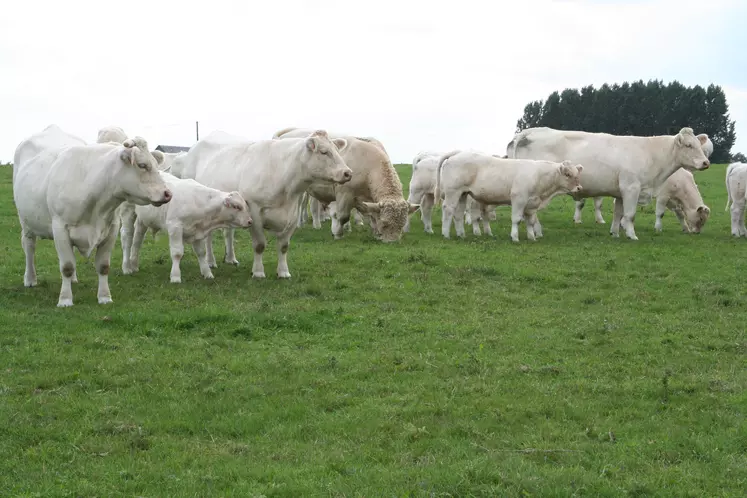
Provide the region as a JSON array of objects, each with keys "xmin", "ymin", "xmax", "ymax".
[{"xmin": 137, "ymin": 163, "xmax": 148, "ymax": 170}]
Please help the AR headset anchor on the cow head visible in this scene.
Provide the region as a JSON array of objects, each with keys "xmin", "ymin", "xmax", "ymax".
[
  {"xmin": 697, "ymin": 133, "xmax": 714, "ymax": 159},
  {"xmin": 675, "ymin": 127, "xmax": 710, "ymax": 171},
  {"xmin": 304, "ymin": 130, "xmax": 353, "ymax": 184},
  {"xmin": 357, "ymin": 199, "xmax": 420, "ymax": 242},
  {"xmin": 220, "ymin": 191, "xmax": 253, "ymax": 228},
  {"xmin": 684, "ymin": 204, "xmax": 710, "ymax": 233},
  {"xmin": 118, "ymin": 137, "xmax": 172, "ymax": 206},
  {"xmin": 558, "ymin": 160, "xmax": 584, "ymax": 194}
]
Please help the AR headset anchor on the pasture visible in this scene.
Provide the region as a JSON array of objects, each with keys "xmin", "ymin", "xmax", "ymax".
[{"xmin": 1, "ymin": 162, "xmax": 745, "ymax": 496}]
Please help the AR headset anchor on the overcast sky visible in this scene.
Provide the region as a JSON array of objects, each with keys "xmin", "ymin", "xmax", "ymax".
[{"xmin": 1, "ymin": 0, "xmax": 745, "ymax": 164}]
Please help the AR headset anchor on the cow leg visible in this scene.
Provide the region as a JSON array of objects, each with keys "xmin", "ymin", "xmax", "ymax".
[
  {"xmin": 94, "ymin": 224, "xmax": 118, "ymax": 304},
  {"xmin": 205, "ymin": 231, "xmax": 218, "ymax": 268},
  {"xmin": 593, "ymin": 197, "xmax": 606, "ymax": 224},
  {"xmin": 168, "ymin": 226, "xmax": 185, "ymax": 283},
  {"xmin": 621, "ymin": 189, "xmax": 640, "ymax": 240},
  {"xmin": 332, "ymin": 196, "xmax": 354, "ymax": 240},
  {"xmin": 192, "ymin": 238, "xmax": 214, "ymax": 279},
  {"xmin": 51, "ymin": 220, "xmax": 76, "ymax": 307},
  {"xmin": 129, "ymin": 218, "xmax": 148, "ymax": 274},
  {"xmin": 250, "ymin": 224, "xmax": 267, "ymax": 279},
  {"xmin": 524, "ymin": 210, "xmax": 538, "ymax": 241},
  {"xmin": 440, "ymin": 193, "xmax": 460, "ymax": 239},
  {"xmin": 21, "ymin": 226, "xmax": 37, "ymax": 287},
  {"xmin": 529, "ymin": 212, "xmax": 542, "ymax": 238},
  {"xmin": 276, "ymin": 227, "xmax": 296, "ymax": 279},
  {"xmin": 654, "ymin": 196, "xmax": 667, "ymax": 233},
  {"xmin": 672, "ymin": 206, "xmax": 689, "ymax": 233},
  {"xmin": 297, "ymin": 192, "xmax": 308, "ymax": 228},
  {"xmin": 454, "ymin": 194, "xmax": 468, "ymax": 238},
  {"xmin": 610, "ymin": 198, "xmax": 624, "ymax": 238},
  {"xmin": 310, "ymin": 197, "xmax": 323, "ymax": 229},
  {"xmin": 481, "ymin": 202, "xmax": 494, "ymax": 237},
  {"xmin": 731, "ymin": 198, "xmax": 746, "ymax": 237},
  {"xmin": 573, "ymin": 199, "xmax": 585, "ymax": 224},
  {"xmin": 223, "ymin": 228, "xmax": 239, "ymax": 265},
  {"xmin": 470, "ymin": 198, "xmax": 482, "ymax": 236},
  {"xmin": 510, "ymin": 203, "xmax": 525, "ymax": 242},
  {"xmin": 421, "ymin": 193, "xmax": 435, "ymax": 234},
  {"xmin": 119, "ymin": 203, "xmax": 136, "ymax": 275}
]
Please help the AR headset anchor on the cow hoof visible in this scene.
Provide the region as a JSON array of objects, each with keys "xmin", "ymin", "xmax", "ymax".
[
  {"xmin": 424, "ymin": 228, "xmax": 433, "ymax": 234},
  {"xmin": 252, "ymin": 272, "xmax": 266, "ymax": 279},
  {"xmin": 24, "ymin": 279, "xmax": 37, "ymax": 288},
  {"xmin": 277, "ymin": 271, "xmax": 291, "ymax": 279},
  {"xmin": 122, "ymin": 268, "xmax": 133, "ymax": 275},
  {"xmin": 57, "ymin": 299, "xmax": 73, "ymax": 308},
  {"xmin": 203, "ymin": 273, "xmax": 215, "ymax": 280},
  {"xmin": 574, "ymin": 220, "xmax": 583, "ymax": 224},
  {"xmin": 72, "ymin": 276, "xmax": 79, "ymax": 284},
  {"xmin": 170, "ymin": 277, "xmax": 182, "ymax": 284},
  {"xmin": 224, "ymin": 258, "xmax": 239, "ymax": 265},
  {"xmin": 596, "ymin": 219, "xmax": 606, "ymax": 224},
  {"xmin": 98, "ymin": 297, "xmax": 113, "ymax": 304}
]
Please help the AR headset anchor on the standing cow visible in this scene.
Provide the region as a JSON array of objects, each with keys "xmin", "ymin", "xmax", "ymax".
[
  {"xmin": 572, "ymin": 134, "xmax": 713, "ymax": 232},
  {"xmin": 725, "ymin": 162, "xmax": 747, "ymax": 237},
  {"xmin": 273, "ymin": 127, "xmax": 419, "ymax": 242},
  {"xmin": 179, "ymin": 129, "xmax": 352, "ymax": 278},
  {"xmin": 128, "ymin": 172, "xmax": 253, "ymax": 283},
  {"xmin": 13, "ymin": 125, "xmax": 172, "ymax": 307},
  {"xmin": 434, "ymin": 150, "xmax": 583, "ymax": 241},
  {"xmin": 506, "ymin": 127, "xmax": 710, "ymax": 240}
]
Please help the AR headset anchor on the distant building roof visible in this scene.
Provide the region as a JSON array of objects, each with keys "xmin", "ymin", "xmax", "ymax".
[{"xmin": 155, "ymin": 145, "xmax": 190, "ymax": 154}]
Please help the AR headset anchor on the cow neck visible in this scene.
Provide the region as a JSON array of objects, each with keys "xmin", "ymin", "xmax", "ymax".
[
  {"xmin": 649, "ymin": 138, "xmax": 684, "ymax": 188},
  {"xmin": 81, "ymin": 165, "xmax": 128, "ymax": 223}
]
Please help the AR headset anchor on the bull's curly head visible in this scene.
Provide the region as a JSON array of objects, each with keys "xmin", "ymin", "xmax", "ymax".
[{"xmin": 357, "ymin": 199, "xmax": 420, "ymax": 242}]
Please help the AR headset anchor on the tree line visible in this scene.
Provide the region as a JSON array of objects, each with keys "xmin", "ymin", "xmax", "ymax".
[{"xmin": 515, "ymin": 80, "xmax": 739, "ymax": 164}]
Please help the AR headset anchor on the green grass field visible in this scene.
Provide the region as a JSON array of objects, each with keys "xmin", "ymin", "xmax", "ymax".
[{"xmin": 1, "ymin": 162, "xmax": 745, "ymax": 497}]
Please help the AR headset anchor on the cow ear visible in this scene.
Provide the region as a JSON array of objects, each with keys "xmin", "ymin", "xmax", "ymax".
[
  {"xmin": 223, "ymin": 192, "xmax": 243, "ymax": 210},
  {"xmin": 696, "ymin": 133, "xmax": 708, "ymax": 146},
  {"xmin": 332, "ymin": 138, "xmax": 348, "ymax": 153},
  {"xmin": 558, "ymin": 162, "xmax": 571, "ymax": 176},
  {"xmin": 306, "ymin": 137, "xmax": 317, "ymax": 152},
  {"xmin": 408, "ymin": 203, "xmax": 420, "ymax": 214},
  {"xmin": 151, "ymin": 150, "xmax": 165, "ymax": 166},
  {"xmin": 120, "ymin": 141, "xmax": 135, "ymax": 165},
  {"xmin": 697, "ymin": 205, "xmax": 710, "ymax": 214},
  {"xmin": 576, "ymin": 164, "xmax": 583, "ymax": 174},
  {"xmin": 356, "ymin": 201, "xmax": 381, "ymax": 214}
]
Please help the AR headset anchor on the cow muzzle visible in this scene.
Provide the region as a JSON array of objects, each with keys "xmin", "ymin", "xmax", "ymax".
[
  {"xmin": 336, "ymin": 169, "xmax": 353, "ymax": 184},
  {"xmin": 153, "ymin": 189, "xmax": 173, "ymax": 206}
]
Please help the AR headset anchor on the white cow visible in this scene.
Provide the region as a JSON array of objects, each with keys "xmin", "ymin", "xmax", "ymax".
[
  {"xmin": 95, "ymin": 127, "xmax": 176, "ymax": 274},
  {"xmin": 180, "ymin": 129, "xmax": 352, "ymax": 278},
  {"xmin": 128, "ymin": 172, "xmax": 253, "ymax": 282},
  {"xmin": 725, "ymin": 162, "xmax": 747, "ymax": 237},
  {"xmin": 574, "ymin": 133, "xmax": 713, "ymax": 231},
  {"xmin": 273, "ymin": 127, "xmax": 419, "ymax": 242},
  {"xmin": 404, "ymin": 150, "xmax": 497, "ymax": 235},
  {"xmin": 434, "ymin": 150, "xmax": 583, "ymax": 241},
  {"xmin": 166, "ymin": 130, "xmax": 250, "ymax": 267},
  {"xmin": 507, "ymin": 127, "xmax": 711, "ymax": 240},
  {"xmin": 13, "ymin": 125, "xmax": 172, "ymax": 307}
]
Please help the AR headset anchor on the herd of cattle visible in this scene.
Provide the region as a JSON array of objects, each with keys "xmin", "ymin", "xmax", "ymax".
[{"xmin": 9, "ymin": 123, "xmax": 747, "ymax": 307}]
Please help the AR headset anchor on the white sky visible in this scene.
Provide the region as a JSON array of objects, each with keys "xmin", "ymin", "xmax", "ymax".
[{"xmin": 1, "ymin": 0, "xmax": 745, "ymax": 164}]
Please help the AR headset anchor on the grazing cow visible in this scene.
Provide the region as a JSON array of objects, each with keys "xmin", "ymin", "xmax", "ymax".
[
  {"xmin": 434, "ymin": 150, "xmax": 583, "ymax": 241},
  {"xmin": 725, "ymin": 162, "xmax": 747, "ymax": 237},
  {"xmin": 273, "ymin": 127, "xmax": 419, "ymax": 242},
  {"xmin": 128, "ymin": 172, "xmax": 253, "ymax": 282},
  {"xmin": 574, "ymin": 134, "xmax": 713, "ymax": 231},
  {"xmin": 13, "ymin": 125, "xmax": 172, "ymax": 307},
  {"xmin": 180, "ymin": 129, "xmax": 352, "ymax": 278},
  {"xmin": 507, "ymin": 127, "xmax": 710, "ymax": 240}
]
